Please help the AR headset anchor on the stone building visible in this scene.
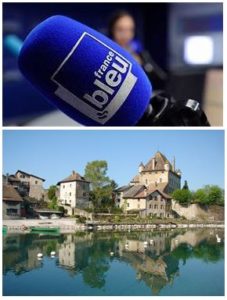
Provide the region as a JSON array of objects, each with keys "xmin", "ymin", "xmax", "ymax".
[
  {"xmin": 57, "ymin": 170, "xmax": 90, "ymax": 215},
  {"xmin": 15, "ymin": 170, "xmax": 45, "ymax": 200},
  {"xmin": 115, "ymin": 151, "xmax": 181, "ymax": 217},
  {"xmin": 3, "ymin": 184, "xmax": 23, "ymax": 219}
]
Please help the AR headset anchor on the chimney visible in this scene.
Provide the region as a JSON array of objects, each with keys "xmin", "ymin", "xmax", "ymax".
[
  {"xmin": 72, "ymin": 170, "xmax": 76, "ymax": 175},
  {"xmin": 152, "ymin": 158, "xmax": 155, "ymax": 170}
]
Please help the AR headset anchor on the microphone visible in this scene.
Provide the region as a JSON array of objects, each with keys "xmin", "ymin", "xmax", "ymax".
[{"xmin": 18, "ymin": 15, "xmax": 152, "ymax": 126}]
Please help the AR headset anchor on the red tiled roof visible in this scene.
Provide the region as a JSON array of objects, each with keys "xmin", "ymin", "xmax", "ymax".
[{"xmin": 57, "ymin": 171, "xmax": 89, "ymax": 184}]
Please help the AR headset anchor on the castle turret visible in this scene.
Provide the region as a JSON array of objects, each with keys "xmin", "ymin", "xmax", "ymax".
[
  {"xmin": 176, "ymin": 169, "xmax": 182, "ymax": 177},
  {"xmin": 139, "ymin": 162, "xmax": 144, "ymax": 173}
]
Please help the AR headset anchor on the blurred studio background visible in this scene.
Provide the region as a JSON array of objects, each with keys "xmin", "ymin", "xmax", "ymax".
[{"xmin": 3, "ymin": 2, "xmax": 223, "ymax": 126}]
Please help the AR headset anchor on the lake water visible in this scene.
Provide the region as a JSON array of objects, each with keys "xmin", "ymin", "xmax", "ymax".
[{"xmin": 3, "ymin": 228, "xmax": 224, "ymax": 296}]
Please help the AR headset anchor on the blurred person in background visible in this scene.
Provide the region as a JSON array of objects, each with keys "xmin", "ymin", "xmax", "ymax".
[{"xmin": 108, "ymin": 10, "xmax": 167, "ymax": 89}]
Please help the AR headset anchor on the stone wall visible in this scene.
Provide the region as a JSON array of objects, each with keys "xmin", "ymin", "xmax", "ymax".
[
  {"xmin": 29, "ymin": 184, "xmax": 44, "ymax": 200},
  {"xmin": 171, "ymin": 200, "xmax": 224, "ymax": 221}
]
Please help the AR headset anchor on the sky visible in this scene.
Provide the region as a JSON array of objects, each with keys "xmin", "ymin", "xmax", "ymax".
[{"xmin": 3, "ymin": 130, "xmax": 224, "ymax": 191}]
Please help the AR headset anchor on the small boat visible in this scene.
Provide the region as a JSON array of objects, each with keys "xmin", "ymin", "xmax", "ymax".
[
  {"xmin": 30, "ymin": 227, "xmax": 60, "ymax": 234},
  {"xmin": 3, "ymin": 226, "xmax": 7, "ymax": 236},
  {"xmin": 50, "ymin": 214, "xmax": 60, "ymax": 220},
  {"xmin": 39, "ymin": 215, "xmax": 49, "ymax": 220}
]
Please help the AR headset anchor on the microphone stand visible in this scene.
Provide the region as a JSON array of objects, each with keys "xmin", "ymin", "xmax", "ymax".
[{"xmin": 137, "ymin": 90, "xmax": 210, "ymax": 126}]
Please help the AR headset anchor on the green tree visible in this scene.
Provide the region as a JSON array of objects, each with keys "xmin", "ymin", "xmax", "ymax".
[
  {"xmin": 194, "ymin": 185, "xmax": 224, "ymax": 206},
  {"xmin": 182, "ymin": 180, "xmax": 189, "ymax": 190},
  {"xmin": 205, "ymin": 185, "xmax": 224, "ymax": 205},
  {"xmin": 194, "ymin": 188, "xmax": 207, "ymax": 204},
  {"xmin": 172, "ymin": 189, "xmax": 192, "ymax": 204},
  {"xmin": 84, "ymin": 160, "xmax": 110, "ymax": 190},
  {"xmin": 84, "ymin": 161, "xmax": 118, "ymax": 211},
  {"xmin": 47, "ymin": 185, "xmax": 58, "ymax": 210}
]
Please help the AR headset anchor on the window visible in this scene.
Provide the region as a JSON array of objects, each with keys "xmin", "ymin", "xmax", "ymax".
[
  {"xmin": 154, "ymin": 196, "xmax": 157, "ymax": 201},
  {"xmin": 7, "ymin": 208, "xmax": 18, "ymax": 215},
  {"xmin": 160, "ymin": 205, "xmax": 163, "ymax": 209},
  {"xmin": 159, "ymin": 178, "xmax": 162, "ymax": 183},
  {"xmin": 149, "ymin": 196, "xmax": 153, "ymax": 200},
  {"xmin": 127, "ymin": 203, "xmax": 130, "ymax": 208},
  {"xmin": 69, "ymin": 192, "xmax": 71, "ymax": 196},
  {"xmin": 35, "ymin": 180, "xmax": 38, "ymax": 184},
  {"xmin": 149, "ymin": 204, "xmax": 152, "ymax": 209},
  {"xmin": 63, "ymin": 185, "xmax": 65, "ymax": 189},
  {"xmin": 138, "ymin": 199, "xmax": 140, "ymax": 202},
  {"xmin": 83, "ymin": 192, "xmax": 86, "ymax": 197},
  {"xmin": 20, "ymin": 174, "xmax": 25, "ymax": 178}
]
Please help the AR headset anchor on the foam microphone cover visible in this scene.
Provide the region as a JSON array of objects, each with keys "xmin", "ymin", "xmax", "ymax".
[{"xmin": 18, "ymin": 15, "xmax": 152, "ymax": 126}]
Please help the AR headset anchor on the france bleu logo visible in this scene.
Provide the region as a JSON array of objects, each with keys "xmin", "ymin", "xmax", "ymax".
[{"xmin": 51, "ymin": 32, "xmax": 137, "ymax": 124}]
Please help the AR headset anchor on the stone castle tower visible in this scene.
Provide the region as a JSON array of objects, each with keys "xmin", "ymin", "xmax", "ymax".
[{"xmin": 130, "ymin": 151, "xmax": 181, "ymax": 194}]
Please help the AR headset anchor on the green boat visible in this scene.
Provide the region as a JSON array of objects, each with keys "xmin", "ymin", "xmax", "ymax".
[
  {"xmin": 30, "ymin": 227, "xmax": 60, "ymax": 234},
  {"xmin": 3, "ymin": 226, "xmax": 8, "ymax": 236}
]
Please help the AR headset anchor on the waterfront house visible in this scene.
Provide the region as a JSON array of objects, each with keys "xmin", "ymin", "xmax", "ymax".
[
  {"xmin": 3, "ymin": 184, "xmax": 23, "ymax": 219},
  {"xmin": 115, "ymin": 151, "xmax": 181, "ymax": 217},
  {"xmin": 57, "ymin": 170, "xmax": 90, "ymax": 215},
  {"xmin": 15, "ymin": 170, "xmax": 45, "ymax": 200}
]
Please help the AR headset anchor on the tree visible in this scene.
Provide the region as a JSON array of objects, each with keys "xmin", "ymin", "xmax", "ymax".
[
  {"xmin": 84, "ymin": 160, "xmax": 118, "ymax": 211},
  {"xmin": 172, "ymin": 189, "xmax": 192, "ymax": 204},
  {"xmin": 194, "ymin": 189, "xmax": 207, "ymax": 204},
  {"xmin": 48, "ymin": 185, "xmax": 57, "ymax": 200},
  {"xmin": 204, "ymin": 185, "xmax": 224, "ymax": 205},
  {"xmin": 194, "ymin": 185, "xmax": 224, "ymax": 206},
  {"xmin": 84, "ymin": 160, "xmax": 110, "ymax": 190},
  {"xmin": 47, "ymin": 185, "xmax": 58, "ymax": 210},
  {"xmin": 182, "ymin": 180, "xmax": 189, "ymax": 190}
]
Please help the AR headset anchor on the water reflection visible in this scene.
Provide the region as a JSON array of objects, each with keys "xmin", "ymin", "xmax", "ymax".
[{"xmin": 3, "ymin": 229, "xmax": 224, "ymax": 295}]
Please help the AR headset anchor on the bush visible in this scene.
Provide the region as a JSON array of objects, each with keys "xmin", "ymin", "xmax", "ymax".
[
  {"xmin": 194, "ymin": 185, "xmax": 224, "ymax": 206},
  {"xmin": 172, "ymin": 189, "xmax": 192, "ymax": 204}
]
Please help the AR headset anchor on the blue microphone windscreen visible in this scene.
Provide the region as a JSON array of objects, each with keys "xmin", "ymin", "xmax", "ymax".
[{"xmin": 18, "ymin": 15, "xmax": 152, "ymax": 126}]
